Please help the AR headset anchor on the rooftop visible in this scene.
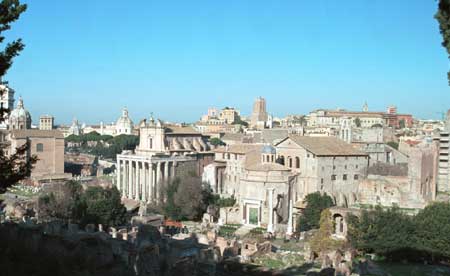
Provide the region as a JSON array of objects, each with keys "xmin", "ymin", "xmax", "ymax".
[
  {"xmin": 11, "ymin": 129, "xmax": 65, "ymax": 139},
  {"xmin": 278, "ymin": 136, "xmax": 367, "ymax": 157}
]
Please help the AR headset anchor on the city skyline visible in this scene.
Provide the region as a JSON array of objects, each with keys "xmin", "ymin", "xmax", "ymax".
[{"xmin": 3, "ymin": 0, "xmax": 449, "ymax": 124}]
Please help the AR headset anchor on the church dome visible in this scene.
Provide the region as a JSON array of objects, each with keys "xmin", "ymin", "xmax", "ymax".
[
  {"xmin": 69, "ymin": 118, "xmax": 81, "ymax": 136},
  {"xmin": 9, "ymin": 96, "xmax": 31, "ymax": 130},
  {"xmin": 262, "ymin": 144, "xmax": 276, "ymax": 154},
  {"xmin": 116, "ymin": 108, "xmax": 134, "ymax": 135}
]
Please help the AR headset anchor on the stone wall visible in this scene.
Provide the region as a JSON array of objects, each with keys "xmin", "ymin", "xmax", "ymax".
[{"xmin": 0, "ymin": 221, "xmax": 217, "ymax": 276}]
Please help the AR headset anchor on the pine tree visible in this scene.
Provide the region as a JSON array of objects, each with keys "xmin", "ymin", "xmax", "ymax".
[
  {"xmin": 436, "ymin": 0, "xmax": 450, "ymax": 84},
  {"xmin": 0, "ymin": 0, "xmax": 35, "ymax": 193}
]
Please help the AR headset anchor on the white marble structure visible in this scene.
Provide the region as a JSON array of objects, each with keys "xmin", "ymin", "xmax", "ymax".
[
  {"xmin": 116, "ymin": 117, "xmax": 213, "ymax": 203},
  {"xmin": 0, "ymin": 82, "xmax": 15, "ymax": 130},
  {"xmin": 115, "ymin": 108, "xmax": 134, "ymax": 135},
  {"xmin": 68, "ymin": 118, "xmax": 82, "ymax": 136},
  {"xmin": 116, "ymin": 153, "xmax": 196, "ymax": 203},
  {"xmin": 9, "ymin": 97, "xmax": 32, "ymax": 130}
]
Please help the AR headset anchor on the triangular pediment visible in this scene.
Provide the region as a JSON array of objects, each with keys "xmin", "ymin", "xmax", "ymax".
[{"xmin": 275, "ymin": 137, "xmax": 303, "ymax": 149}]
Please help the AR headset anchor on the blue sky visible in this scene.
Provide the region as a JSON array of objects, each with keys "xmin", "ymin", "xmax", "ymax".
[{"xmin": 3, "ymin": 0, "xmax": 449, "ymax": 125}]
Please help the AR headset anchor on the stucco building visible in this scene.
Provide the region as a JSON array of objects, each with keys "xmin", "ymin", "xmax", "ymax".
[
  {"xmin": 206, "ymin": 136, "xmax": 369, "ymax": 234},
  {"xmin": 39, "ymin": 115, "xmax": 54, "ymax": 130}
]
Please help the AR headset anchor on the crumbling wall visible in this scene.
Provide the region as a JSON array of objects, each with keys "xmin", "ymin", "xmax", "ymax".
[{"xmin": 367, "ymin": 163, "xmax": 408, "ymax": 176}]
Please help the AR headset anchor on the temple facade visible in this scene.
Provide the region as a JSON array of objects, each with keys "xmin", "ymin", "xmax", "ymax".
[{"xmin": 116, "ymin": 117, "xmax": 214, "ymax": 203}]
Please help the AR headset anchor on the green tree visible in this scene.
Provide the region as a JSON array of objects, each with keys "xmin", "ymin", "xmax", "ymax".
[
  {"xmin": 163, "ymin": 172, "xmax": 210, "ymax": 221},
  {"xmin": 348, "ymin": 206, "xmax": 418, "ymax": 261},
  {"xmin": 38, "ymin": 181, "xmax": 127, "ymax": 227},
  {"xmin": 209, "ymin": 137, "xmax": 225, "ymax": 146},
  {"xmin": 298, "ymin": 192, "xmax": 335, "ymax": 232},
  {"xmin": 310, "ymin": 209, "xmax": 342, "ymax": 254},
  {"xmin": 78, "ymin": 186, "xmax": 127, "ymax": 227},
  {"xmin": 415, "ymin": 202, "xmax": 450, "ymax": 260},
  {"xmin": 37, "ymin": 180, "xmax": 83, "ymax": 221},
  {"xmin": 387, "ymin": 141, "xmax": 399, "ymax": 150},
  {"xmin": 0, "ymin": 0, "xmax": 34, "ymax": 193},
  {"xmin": 436, "ymin": 0, "xmax": 450, "ymax": 84}
]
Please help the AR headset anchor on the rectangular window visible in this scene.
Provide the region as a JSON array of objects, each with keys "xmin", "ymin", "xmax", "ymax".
[
  {"xmin": 36, "ymin": 143, "xmax": 44, "ymax": 152},
  {"xmin": 343, "ymin": 174, "xmax": 348, "ymax": 181},
  {"xmin": 354, "ymin": 174, "xmax": 359, "ymax": 180},
  {"xmin": 321, "ymin": 178, "xmax": 324, "ymax": 184},
  {"xmin": 331, "ymin": 175, "xmax": 336, "ymax": 181}
]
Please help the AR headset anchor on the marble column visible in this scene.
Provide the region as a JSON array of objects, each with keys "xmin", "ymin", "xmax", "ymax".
[
  {"xmin": 267, "ymin": 188, "xmax": 275, "ymax": 233},
  {"xmin": 122, "ymin": 160, "xmax": 127, "ymax": 197},
  {"xmin": 128, "ymin": 160, "xmax": 133, "ymax": 199},
  {"xmin": 135, "ymin": 161, "xmax": 141, "ymax": 201},
  {"xmin": 116, "ymin": 158, "xmax": 121, "ymax": 192},
  {"xmin": 149, "ymin": 163, "xmax": 154, "ymax": 203},
  {"xmin": 171, "ymin": 162, "xmax": 176, "ymax": 180},
  {"xmin": 286, "ymin": 199, "xmax": 293, "ymax": 236},
  {"xmin": 142, "ymin": 162, "xmax": 147, "ymax": 203},
  {"xmin": 164, "ymin": 161, "xmax": 169, "ymax": 180},
  {"xmin": 156, "ymin": 162, "xmax": 161, "ymax": 204}
]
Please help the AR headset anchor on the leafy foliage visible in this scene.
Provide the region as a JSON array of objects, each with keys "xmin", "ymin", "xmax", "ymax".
[
  {"xmin": 0, "ymin": 0, "xmax": 34, "ymax": 193},
  {"xmin": 66, "ymin": 133, "xmax": 139, "ymax": 160},
  {"xmin": 212, "ymin": 195, "xmax": 236, "ymax": 208},
  {"xmin": 78, "ymin": 186, "xmax": 127, "ymax": 227},
  {"xmin": 310, "ymin": 209, "xmax": 343, "ymax": 254},
  {"xmin": 436, "ymin": 0, "xmax": 450, "ymax": 84},
  {"xmin": 163, "ymin": 172, "xmax": 211, "ymax": 221},
  {"xmin": 209, "ymin": 137, "xmax": 225, "ymax": 146},
  {"xmin": 0, "ymin": 0, "xmax": 27, "ymax": 77},
  {"xmin": 298, "ymin": 192, "xmax": 335, "ymax": 232},
  {"xmin": 37, "ymin": 180, "xmax": 82, "ymax": 221},
  {"xmin": 348, "ymin": 203, "xmax": 450, "ymax": 262},
  {"xmin": 38, "ymin": 181, "xmax": 127, "ymax": 227},
  {"xmin": 414, "ymin": 202, "xmax": 450, "ymax": 260},
  {"xmin": 386, "ymin": 141, "xmax": 399, "ymax": 150},
  {"xmin": 0, "ymin": 142, "xmax": 37, "ymax": 193}
]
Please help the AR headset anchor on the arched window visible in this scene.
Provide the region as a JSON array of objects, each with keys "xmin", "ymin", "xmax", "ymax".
[
  {"xmin": 277, "ymin": 155, "xmax": 285, "ymax": 166},
  {"xmin": 289, "ymin": 157, "xmax": 293, "ymax": 168},
  {"xmin": 36, "ymin": 143, "xmax": 44, "ymax": 152},
  {"xmin": 295, "ymin": 157, "xmax": 300, "ymax": 168}
]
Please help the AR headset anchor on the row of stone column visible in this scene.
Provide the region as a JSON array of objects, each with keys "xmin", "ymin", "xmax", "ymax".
[{"xmin": 116, "ymin": 158, "xmax": 175, "ymax": 203}]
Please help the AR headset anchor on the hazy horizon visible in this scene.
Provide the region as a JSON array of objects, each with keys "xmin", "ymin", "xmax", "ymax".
[{"xmin": 3, "ymin": 0, "xmax": 449, "ymax": 125}]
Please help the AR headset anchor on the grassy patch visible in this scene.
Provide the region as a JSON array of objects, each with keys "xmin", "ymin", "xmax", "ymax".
[
  {"xmin": 7, "ymin": 185, "xmax": 40, "ymax": 198},
  {"xmin": 253, "ymin": 253, "xmax": 306, "ymax": 270},
  {"xmin": 218, "ymin": 224, "xmax": 240, "ymax": 238}
]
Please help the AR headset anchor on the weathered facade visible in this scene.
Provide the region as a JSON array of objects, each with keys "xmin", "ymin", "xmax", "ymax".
[
  {"xmin": 116, "ymin": 118, "xmax": 213, "ymax": 203},
  {"xmin": 9, "ymin": 129, "xmax": 70, "ymax": 183}
]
